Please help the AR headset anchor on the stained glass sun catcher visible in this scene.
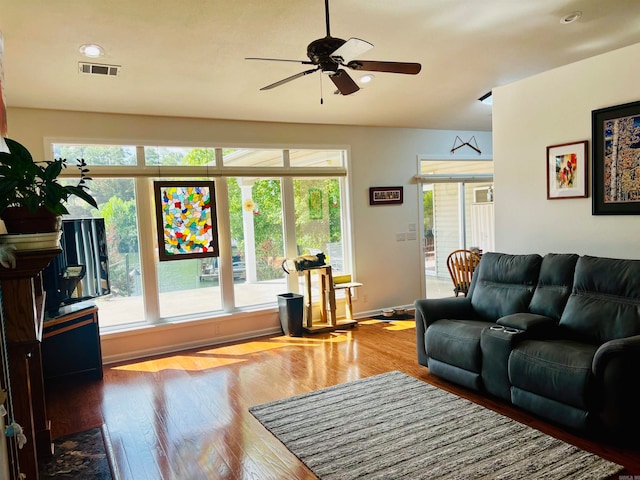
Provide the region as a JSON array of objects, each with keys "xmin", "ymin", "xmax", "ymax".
[{"xmin": 154, "ymin": 181, "xmax": 219, "ymax": 261}]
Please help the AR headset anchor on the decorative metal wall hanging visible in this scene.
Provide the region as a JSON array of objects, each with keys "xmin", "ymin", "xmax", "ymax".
[{"xmin": 450, "ymin": 136, "xmax": 482, "ymax": 155}]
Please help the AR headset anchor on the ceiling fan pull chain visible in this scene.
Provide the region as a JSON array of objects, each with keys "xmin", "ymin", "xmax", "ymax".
[{"xmin": 320, "ymin": 72, "xmax": 324, "ymax": 105}]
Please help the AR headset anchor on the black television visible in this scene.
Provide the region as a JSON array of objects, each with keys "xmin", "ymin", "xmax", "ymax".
[{"xmin": 42, "ymin": 218, "xmax": 111, "ymax": 316}]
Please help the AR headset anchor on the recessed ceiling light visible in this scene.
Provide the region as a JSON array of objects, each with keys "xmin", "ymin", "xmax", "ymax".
[
  {"xmin": 359, "ymin": 74, "xmax": 375, "ymax": 84},
  {"xmin": 79, "ymin": 44, "xmax": 105, "ymax": 58},
  {"xmin": 560, "ymin": 11, "xmax": 582, "ymax": 24}
]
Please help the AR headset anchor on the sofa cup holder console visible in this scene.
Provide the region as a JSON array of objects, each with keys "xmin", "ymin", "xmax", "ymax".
[
  {"xmin": 489, "ymin": 325, "xmax": 522, "ymax": 335},
  {"xmin": 480, "ymin": 324, "xmax": 525, "ymax": 400}
]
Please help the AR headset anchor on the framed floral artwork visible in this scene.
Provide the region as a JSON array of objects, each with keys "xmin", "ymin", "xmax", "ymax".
[
  {"xmin": 546, "ymin": 141, "xmax": 588, "ymax": 200},
  {"xmin": 154, "ymin": 181, "xmax": 219, "ymax": 261}
]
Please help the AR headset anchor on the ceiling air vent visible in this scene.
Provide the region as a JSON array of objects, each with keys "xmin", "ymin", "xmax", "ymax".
[{"xmin": 79, "ymin": 62, "xmax": 120, "ymax": 76}]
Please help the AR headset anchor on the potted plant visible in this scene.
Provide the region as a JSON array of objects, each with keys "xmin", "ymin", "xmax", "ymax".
[{"xmin": 0, "ymin": 138, "xmax": 98, "ymax": 234}]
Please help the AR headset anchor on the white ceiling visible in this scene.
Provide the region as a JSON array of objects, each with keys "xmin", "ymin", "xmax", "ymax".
[{"xmin": 1, "ymin": 0, "xmax": 639, "ymax": 132}]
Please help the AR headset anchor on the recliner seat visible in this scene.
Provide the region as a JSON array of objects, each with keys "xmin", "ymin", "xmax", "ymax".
[{"xmin": 417, "ymin": 252, "xmax": 542, "ymax": 391}]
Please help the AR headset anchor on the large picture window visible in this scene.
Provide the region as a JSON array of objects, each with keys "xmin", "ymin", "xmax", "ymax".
[{"xmin": 52, "ymin": 143, "xmax": 349, "ymax": 330}]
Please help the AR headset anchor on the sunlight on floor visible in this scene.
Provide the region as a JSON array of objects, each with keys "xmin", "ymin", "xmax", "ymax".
[
  {"xmin": 359, "ymin": 319, "xmax": 415, "ymax": 331},
  {"xmin": 113, "ymin": 355, "xmax": 249, "ymax": 372},
  {"xmin": 113, "ymin": 330, "xmax": 354, "ymax": 372},
  {"xmin": 381, "ymin": 320, "xmax": 415, "ymax": 331}
]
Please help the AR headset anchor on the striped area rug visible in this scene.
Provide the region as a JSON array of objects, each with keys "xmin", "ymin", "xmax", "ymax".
[{"xmin": 249, "ymin": 371, "xmax": 624, "ymax": 480}]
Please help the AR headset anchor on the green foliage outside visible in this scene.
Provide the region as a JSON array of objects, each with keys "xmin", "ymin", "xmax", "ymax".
[
  {"xmin": 423, "ymin": 189, "xmax": 434, "ymax": 233},
  {"xmin": 294, "ymin": 178, "xmax": 341, "ymax": 248}
]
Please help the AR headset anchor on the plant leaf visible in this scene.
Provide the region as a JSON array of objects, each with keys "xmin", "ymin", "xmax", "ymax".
[
  {"xmin": 64, "ymin": 185, "xmax": 99, "ymax": 209},
  {"xmin": 43, "ymin": 160, "xmax": 64, "ymax": 180}
]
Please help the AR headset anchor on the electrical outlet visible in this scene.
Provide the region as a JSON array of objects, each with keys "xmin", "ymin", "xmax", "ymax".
[
  {"xmin": 396, "ymin": 232, "xmax": 406, "ymax": 241},
  {"xmin": 363, "ymin": 294, "xmax": 369, "ymax": 303},
  {"xmin": 408, "ymin": 223, "xmax": 417, "ymax": 232}
]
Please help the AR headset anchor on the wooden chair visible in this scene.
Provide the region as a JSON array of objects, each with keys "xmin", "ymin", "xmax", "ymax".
[{"xmin": 446, "ymin": 249, "xmax": 481, "ymax": 297}]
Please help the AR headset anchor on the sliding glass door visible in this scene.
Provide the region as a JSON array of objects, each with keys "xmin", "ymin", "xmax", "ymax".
[{"xmin": 418, "ymin": 158, "xmax": 494, "ymax": 299}]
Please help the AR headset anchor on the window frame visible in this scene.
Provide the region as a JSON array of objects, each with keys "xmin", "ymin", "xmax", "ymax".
[{"xmin": 47, "ymin": 139, "xmax": 352, "ymax": 330}]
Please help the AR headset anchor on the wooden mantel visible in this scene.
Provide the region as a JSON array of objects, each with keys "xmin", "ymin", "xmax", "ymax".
[{"xmin": 0, "ymin": 248, "xmax": 61, "ymax": 480}]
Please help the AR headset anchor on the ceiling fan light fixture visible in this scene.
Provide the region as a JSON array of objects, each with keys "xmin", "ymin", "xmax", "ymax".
[
  {"xmin": 359, "ymin": 74, "xmax": 374, "ymax": 84},
  {"xmin": 560, "ymin": 11, "xmax": 582, "ymax": 24},
  {"xmin": 247, "ymin": 0, "xmax": 421, "ymax": 95},
  {"xmin": 79, "ymin": 44, "xmax": 105, "ymax": 58}
]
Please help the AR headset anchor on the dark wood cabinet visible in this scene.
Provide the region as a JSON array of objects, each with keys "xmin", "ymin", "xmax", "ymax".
[{"xmin": 42, "ymin": 303, "xmax": 103, "ymax": 381}]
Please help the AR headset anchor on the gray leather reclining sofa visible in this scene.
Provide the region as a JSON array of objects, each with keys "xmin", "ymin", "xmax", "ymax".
[{"xmin": 415, "ymin": 252, "xmax": 640, "ymax": 439}]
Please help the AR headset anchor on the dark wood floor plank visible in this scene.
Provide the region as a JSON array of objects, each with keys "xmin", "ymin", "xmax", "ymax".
[{"xmin": 44, "ymin": 321, "xmax": 640, "ymax": 479}]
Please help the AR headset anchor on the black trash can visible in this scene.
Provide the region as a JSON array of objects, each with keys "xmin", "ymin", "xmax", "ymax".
[{"xmin": 277, "ymin": 293, "xmax": 304, "ymax": 337}]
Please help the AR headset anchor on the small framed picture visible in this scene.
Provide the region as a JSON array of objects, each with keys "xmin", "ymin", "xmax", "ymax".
[
  {"xmin": 546, "ymin": 141, "xmax": 588, "ymax": 200},
  {"xmin": 369, "ymin": 186, "xmax": 403, "ymax": 205}
]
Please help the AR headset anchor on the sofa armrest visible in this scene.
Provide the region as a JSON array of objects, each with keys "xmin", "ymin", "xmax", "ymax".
[
  {"xmin": 414, "ymin": 297, "xmax": 474, "ymax": 366},
  {"xmin": 496, "ymin": 313, "xmax": 557, "ymax": 334},
  {"xmin": 592, "ymin": 335, "xmax": 640, "ymax": 436}
]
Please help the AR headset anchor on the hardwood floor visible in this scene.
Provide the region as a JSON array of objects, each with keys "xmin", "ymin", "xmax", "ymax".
[{"xmin": 45, "ymin": 319, "xmax": 640, "ymax": 479}]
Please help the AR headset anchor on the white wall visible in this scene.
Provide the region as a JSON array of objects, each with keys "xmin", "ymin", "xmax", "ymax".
[
  {"xmin": 493, "ymin": 42, "xmax": 640, "ymax": 259},
  {"xmin": 6, "ymin": 107, "xmax": 492, "ymax": 361}
]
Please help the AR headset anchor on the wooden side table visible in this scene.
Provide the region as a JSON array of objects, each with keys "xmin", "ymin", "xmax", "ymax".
[
  {"xmin": 302, "ymin": 265, "xmax": 358, "ymax": 333},
  {"xmin": 333, "ymin": 281, "xmax": 363, "ymax": 321}
]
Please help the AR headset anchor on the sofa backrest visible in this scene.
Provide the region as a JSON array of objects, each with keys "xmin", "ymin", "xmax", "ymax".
[
  {"xmin": 469, "ymin": 252, "xmax": 542, "ymax": 321},
  {"xmin": 529, "ymin": 253, "xmax": 579, "ymax": 321},
  {"xmin": 560, "ymin": 255, "xmax": 640, "ymax": 344}
]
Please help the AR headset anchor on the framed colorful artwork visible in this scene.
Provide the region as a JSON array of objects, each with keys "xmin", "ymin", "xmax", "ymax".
[
  {"xmin": 546, "ymin": 141, "xmax": 588, "ymax": 200},
  {"xmin": 369, "ymin": 186, "xmax": 403, "ymax": 205},
  {"xmin": 592, "ymin": 100, "xmax": 640, "ymax": 215},
  {"xmin": 154, "ymin": 181, "xmax": 219, "ymax": 261}
]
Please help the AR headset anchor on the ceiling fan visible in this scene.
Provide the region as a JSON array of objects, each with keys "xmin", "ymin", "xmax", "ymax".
[{"xmin": 246, "ymin": 0, "xmax": 421, "ymax": 96}]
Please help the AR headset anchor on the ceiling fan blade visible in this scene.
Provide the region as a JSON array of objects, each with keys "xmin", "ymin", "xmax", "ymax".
[
  {"xmin": 246, "ymin": 57, "xmax": 315, "ymax": 65},
  {"xmin": 330, "ymin": 37, "xmax": 374, "ymax": 64},
  {"xmin": 260, "ymin": 68, "xmax": 319, "ymax": 91},
  {"xmin": 330, "ymin": 69, "xmax": 359, "ymax": 96},
  {"xmin": 347, "ymin": 60, "xmax": 422, "ymax": 75}
]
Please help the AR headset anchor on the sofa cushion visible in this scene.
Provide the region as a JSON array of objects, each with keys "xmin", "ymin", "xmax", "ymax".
[
  {"xmin": 425, "ymin": 319, "xmax": 494, "ymax": 373},
  {"xmin": 560, "ymin": 256, "xmax": 640, "ymax": 344},
  {"xmin": 469, "ymin": 252, "xmax": 542, "ymax": 321},
  {"xmin": 529, "ymin": 253, "xmax": 579, "ymax": 320},
  {"xmin": 428, "ymin": 358, "xmax": 483, "ymax": 391},
  {"xmin": 511, "ymin": 387, "xmax": 591, "ymax": 432},
  {"xmin": 509, "ymin": 339, "xmax": 598, "ymax": 410}
]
